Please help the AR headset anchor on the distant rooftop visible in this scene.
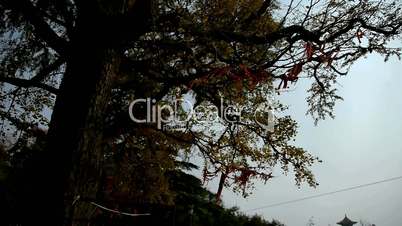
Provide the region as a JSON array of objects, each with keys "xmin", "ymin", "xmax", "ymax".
[{"xmin": 337, "ymin": 215, "xmax": 358, "ymax": 226}]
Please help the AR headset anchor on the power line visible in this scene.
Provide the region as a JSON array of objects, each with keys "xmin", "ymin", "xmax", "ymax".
[
  {"xmin": 246, "ymin": 175, "xmax": 402, "ymax": 212},
  {"xmin": 90, "ymin": 202, "xmax": 151, "ymax": 217}
]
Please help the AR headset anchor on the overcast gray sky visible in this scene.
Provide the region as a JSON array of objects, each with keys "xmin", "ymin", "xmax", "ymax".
[{"xmin": 205, "ymin": 52, "xmax": 402, "ymax": 226}]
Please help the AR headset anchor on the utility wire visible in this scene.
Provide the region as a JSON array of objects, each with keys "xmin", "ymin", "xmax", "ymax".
[
  {"xmin": 90, "ymin": 202, "xmax": 151, "ymax": 217},
  {"xmin": 246, "ymin": 175, "xmax": 402, "ymax": 212}
]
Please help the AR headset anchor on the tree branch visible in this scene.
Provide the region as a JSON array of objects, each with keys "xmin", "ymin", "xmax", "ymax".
[
  {"xmin": 0, "ymin": 111, "xmax": 35, "ymax": 131},
  {"xmin": 325, "ymin": 18, "xmax": 402, "ymax": 43},
  {"xmin": 0, "ymin": 76, "xmax": 59, "ymax": 94},
  {"xmin": 198, "ymin": 24, "xmax": 322, "ymax": 45},
  {"xmin": 31, "ymin": 58, "xmax": 65, "ymax": 83},
  {"xmin": 2, "ymin": 0, "xmax": 69, "ymax": 56},
  {"xmin": 243, "ymin": 0, "xmax": 273, "ymax": 25}
]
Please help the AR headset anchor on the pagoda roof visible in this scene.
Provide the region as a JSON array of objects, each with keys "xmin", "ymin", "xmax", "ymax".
[{"xmin": 337, "ymin": 215, "xmax": 358, "ymax": 226}]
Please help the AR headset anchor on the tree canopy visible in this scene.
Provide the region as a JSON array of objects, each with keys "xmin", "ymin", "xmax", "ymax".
[{"xmin": 0, "ymin": 0, "xmax": 401, "ymax": 225}]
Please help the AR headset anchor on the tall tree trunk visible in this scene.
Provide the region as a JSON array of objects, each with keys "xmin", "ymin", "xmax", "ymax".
[
  {"xmin": 39, "ymin": 16, "xmax": 123, "ymax": 226},
  {"xmin": 31, "ymin": 1, "xmax": 153, "ymax": 225},
  {"xmin": 46, "ymin": 44, "xmax": 121, "ymax": 225}
]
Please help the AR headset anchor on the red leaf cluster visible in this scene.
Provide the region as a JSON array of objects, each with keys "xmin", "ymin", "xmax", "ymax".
[
  {"xmin": 187, "ymin": 65, "xmax": 270, "ymax": 90},
  {"xmin": 356, "ymin": 29, "xmax": 364, "ymax": 43},
  {"xmin": 235, "ymin": 168, "xmax": 257, "ymax": 187},
  {"xmin": 278, "ymin": 63, "xmax": 303, "ymax": 89},
  {"xmin": 304, "ymin": 42, "xmax": 315, "ymax": 61}
]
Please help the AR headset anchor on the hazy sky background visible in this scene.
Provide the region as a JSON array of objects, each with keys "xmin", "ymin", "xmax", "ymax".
[
  {"xmin": 201, "ymin": 1, "xmax": 402, "ymax": 225},
  {"xmin": 203, "ymin": 52, "xmax": 402, "ymax": 226}
]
